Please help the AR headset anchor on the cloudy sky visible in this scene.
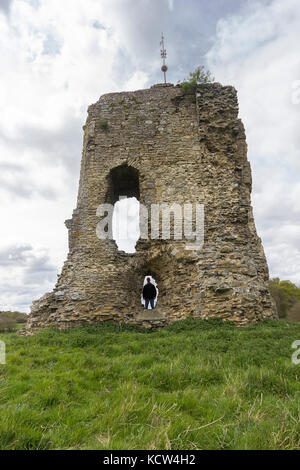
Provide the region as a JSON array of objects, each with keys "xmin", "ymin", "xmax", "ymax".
[{"xmin": 0, "ymin": 0, "xmax": 299, "ymax": 312}]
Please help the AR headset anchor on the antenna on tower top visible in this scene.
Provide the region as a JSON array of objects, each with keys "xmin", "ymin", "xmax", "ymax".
[{"xmin": 160, "ymin": 32, "xmax": 168, "ymax": 85}]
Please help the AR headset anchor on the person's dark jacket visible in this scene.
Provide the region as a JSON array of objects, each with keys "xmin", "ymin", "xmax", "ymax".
[{"xmin": 143, "ymin": 283, "xmax": 157, "ymax": 300}]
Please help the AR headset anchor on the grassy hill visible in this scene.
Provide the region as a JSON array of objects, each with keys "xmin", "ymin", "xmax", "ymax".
[{"xmin": 0, "ymin": 318, "xmax": 300, "ymax": 450}]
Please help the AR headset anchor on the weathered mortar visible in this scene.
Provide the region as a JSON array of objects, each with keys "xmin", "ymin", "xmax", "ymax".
[{"xmin": 27, "ymin": 82, "xmax": 277, "ymax": 329}]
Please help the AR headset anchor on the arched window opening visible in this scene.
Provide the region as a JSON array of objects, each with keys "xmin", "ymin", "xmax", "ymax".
[
  {"xmin": 106, "ymin": 164, "xmax": 140, "ymax": 253},
  {"xmin": 106, "ymin": 164, "xmax": 140, "ymax": 205},
  {"xmin": 141, "ymin": 275, "xmax": 158, "ymax": 309}
]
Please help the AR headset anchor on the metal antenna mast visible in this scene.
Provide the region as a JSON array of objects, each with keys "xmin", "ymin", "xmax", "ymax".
[{"xmin": 160, "ymin": 32, "xmax": 168, "ymax": 85}]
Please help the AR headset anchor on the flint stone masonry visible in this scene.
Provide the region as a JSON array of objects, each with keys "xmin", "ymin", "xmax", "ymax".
[{"xmin": 27, "ymin": 82, "xmax": 277, "ymax": 329}]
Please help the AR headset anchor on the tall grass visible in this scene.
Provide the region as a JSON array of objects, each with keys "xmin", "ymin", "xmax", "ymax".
[{"xmin": 0, "ymin": 318, "xmax": 299, "ymax": 450}]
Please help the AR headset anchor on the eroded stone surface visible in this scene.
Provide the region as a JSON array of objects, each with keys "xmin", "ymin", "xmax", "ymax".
[{"xmin": 27, "ymin": 83, "xmax": 277, "ymax": 329}]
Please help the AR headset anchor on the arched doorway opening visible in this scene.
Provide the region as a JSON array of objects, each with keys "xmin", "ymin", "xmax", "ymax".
[{"xmin": 106, "ymin": 164, "xmax": 140, "ymax": 253}]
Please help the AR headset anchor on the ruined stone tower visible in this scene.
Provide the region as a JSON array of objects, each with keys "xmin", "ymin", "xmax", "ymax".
[{"xmin": 28, "ymin": 82, "xmax": 276, "ymax": 329}]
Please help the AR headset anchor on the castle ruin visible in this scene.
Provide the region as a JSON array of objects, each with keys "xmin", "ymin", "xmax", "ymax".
[{"xmin": 27, "ymin": 83, "xmax": 277, "ymax": 329}]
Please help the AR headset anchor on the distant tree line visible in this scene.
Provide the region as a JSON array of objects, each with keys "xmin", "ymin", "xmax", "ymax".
[
  {"xmin": 0, "ymin": 311, "xmax": 27, "ymax": 332},
  {"xmin": 269, "ymin": 278, "xmax": 300, "ymax": 322}
]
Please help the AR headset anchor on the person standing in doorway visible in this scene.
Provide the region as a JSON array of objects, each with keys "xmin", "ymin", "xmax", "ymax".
[{"xmin": 143, "ymin": 277, "xmax": 157, "ymax": 309}]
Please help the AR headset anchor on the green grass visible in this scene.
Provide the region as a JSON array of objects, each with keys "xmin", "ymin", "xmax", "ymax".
[{"xmin": 0, "ymin": 318, "xmax": 300, "ymax": 450}]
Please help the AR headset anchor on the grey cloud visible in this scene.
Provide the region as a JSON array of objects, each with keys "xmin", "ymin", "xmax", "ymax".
[
  {"xmin": 0, "ymin": 244, "xmax": 57, "ymax": 311},
  {"xmin": 104, "ymin": 0, "xmax": 271, "ymax": 86},
  {"xmin": 0, "ymin": 0, "xmax": 13, "ymax": 15},
  {"xmin": 0, "ymin": 113, "xmax": 82, "ymax": 201},
  {"xmin": 0, "ymin": 176, "xmax": 57, "ymax": 200},
  {"xmin": 24, "ymin": 253, "xmax": 58, "ymax": 285},
  {"xmin": 42, "ymin": 33, "xmax": 62, "ymax": 56},
  {"xmin": 0, "ymin": 115, "xmax": 82, "ymax": 174},
  {"xmin": 93, "ymin": 21, "xmax": 105, "ymax": 30},
  {"xmin": 0, "ymin": 282, "xmax": 50, "ymax": 313},
  {"xmin": 23, "ymin": 118, "xmax": 82, "ymax": 174},
  {"xmin": 0, "ymin": 162, "xmax": 24, "ymax": 172},
  {"xmin": 112, "ymin": 48, "xmax": 139, "ymax": 89},
  {"xmin": 0, "ymin": 152, "xmax": 59, "ymax": 200},
  {"xmin": 0, "ymin": 244, "xmax": 32, "ymax": 266},
  {"xmin": 0, "ymin": 244, "xmax": 57, "ymax": 275}
]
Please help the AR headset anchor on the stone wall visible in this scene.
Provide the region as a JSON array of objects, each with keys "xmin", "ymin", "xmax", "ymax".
[{"xmin": 27, "ymin": 82, "xmax": 277, "ymax": 329}]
